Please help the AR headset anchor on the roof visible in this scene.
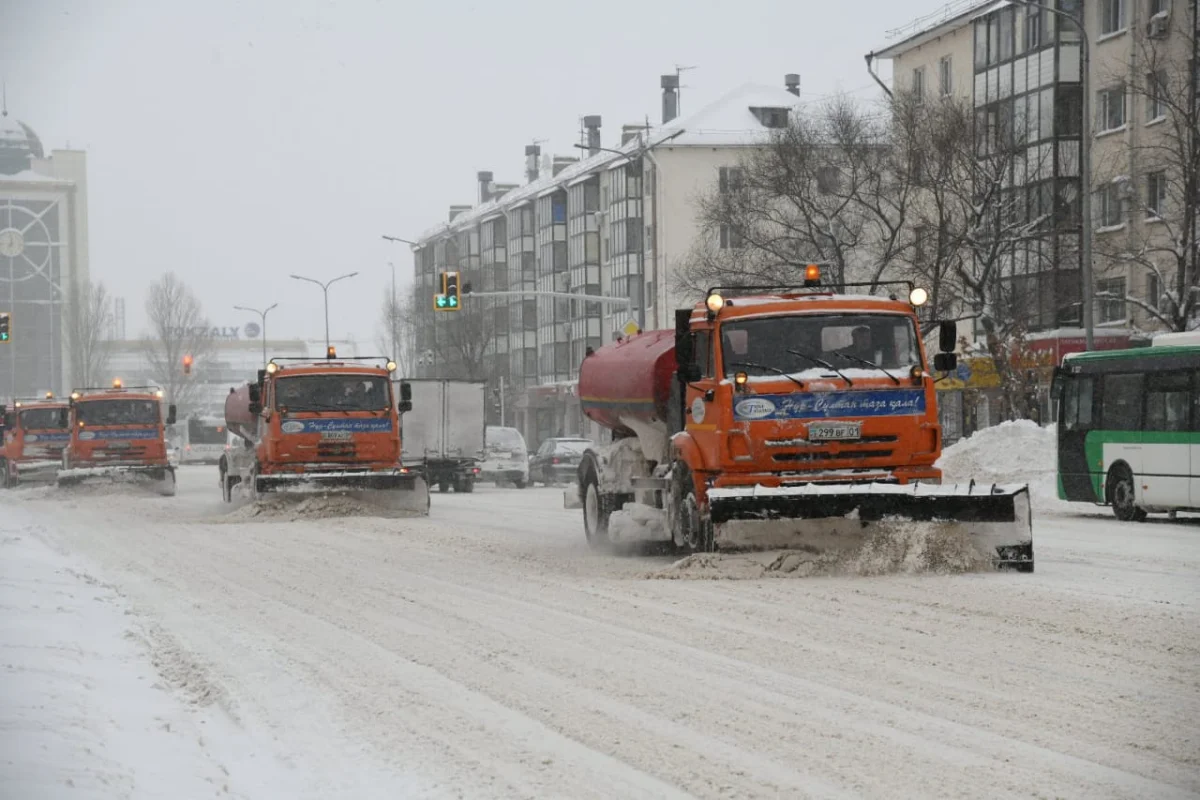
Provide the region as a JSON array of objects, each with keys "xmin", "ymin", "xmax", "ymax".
[
  {"xmin": 413, "ymin": 83, "xmax": 802, "ymax": 244},
  {"xmin": 872, "ymin": 0, "xmax": 996, "ymax": 60},
  {"xmin": 1063, "ymin": 344, "xmax": 1199, "ymax": 365}
]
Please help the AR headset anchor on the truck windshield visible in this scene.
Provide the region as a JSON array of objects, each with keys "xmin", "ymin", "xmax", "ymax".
[
  {"xmin": 720, "ymin": 314, "xmax": 921, "ymax": 378},
  {"xmin": 20, "ymin": 408, "xmax": 67, "ymax": 430},
  {"xmin": 276, "ymin": 375, "xmax": 391, "ymax": 412},
  {"xmin": 187, "ymin": 418, "xmax": 225, "ymax": 444},
  {"xmin": 76, "ymin": 399, "xmax": 161, "ymax": 426}
]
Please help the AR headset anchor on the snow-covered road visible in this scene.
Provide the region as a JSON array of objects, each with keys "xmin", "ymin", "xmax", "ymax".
[{"xmin": 2, "ymin": 467, "xmax": 1198, "ymax": 799}]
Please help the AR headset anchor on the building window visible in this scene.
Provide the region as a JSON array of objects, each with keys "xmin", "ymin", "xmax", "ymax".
[
  {"xmin": 1055, "ymin": 86, "xmax": 1083, "ymax": 136},
  {"xmin": 719, "ymin": 224, "xmax": 745, "ymax": 250},
  {"xmin": 938, "ymin": 56, "xmax": 953, "ymax": 96},
  {"xmin": 718, "ymin": 167, "xmax": 744, "ymax": 194},
  {"xmin": 1146, "ymin": 271, "xmax": 1160, "ymax": 307},
  {"xmin": 1145, "ymin": 170, "xmax": 1167, "ymax": 218},
  {"xmin": 1097, "ymin": 277, "xmax": 1127, "ymax": 322},
  {"xmin": 1146, "ymin": 70, "xmax": 1167, "ymax": 121},
  {"xmin": 998, "ymin": 7, "xmax": 1014, "ymax": 61},
  {"xmin": 1097, "ymin": 182, "xmax": 1125, "ymax": 227},
  {"xmin": 1097, "ymin": 85, "xmax": 1126, "ymax": 131},
  {"xmin": 1099, "ymin": 0, "xmax": 1125, "ymax": 35},
  {"xmin": 1025, "ymin": 6, "xmax": 1043, "ymax": 49},
  {"xmin": 751, "ymin": 107, "xmax": 790, "ymax": 128},
  {"xmin": 911, "ymin": 67, "xmax": 926, "ymax": 102}
]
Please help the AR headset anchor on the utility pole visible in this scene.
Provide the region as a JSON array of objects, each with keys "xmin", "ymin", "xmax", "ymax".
[{"xmin": 289, "ymin": 272, "xmax": 357, "ymax": 352}]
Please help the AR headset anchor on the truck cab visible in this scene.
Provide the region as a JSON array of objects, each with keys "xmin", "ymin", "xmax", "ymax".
[
  {"xmin": 0, "ymin": 393, "xmax": 71, "ymax": 487},
  {"xmin": 58, "ymin": 380, "xmax": 178, "ymax": 494}
]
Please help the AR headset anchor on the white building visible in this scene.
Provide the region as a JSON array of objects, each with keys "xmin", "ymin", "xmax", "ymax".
[
  {"xmin": 408, "ymin": 76, "xmax": 804, "ymax": 447},
  {"xmin": 0, "ymin": 108, "xmax": 90, "ymax": 400}
]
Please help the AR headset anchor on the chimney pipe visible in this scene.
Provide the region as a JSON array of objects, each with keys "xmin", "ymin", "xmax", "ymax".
[
  {"xmin": 785, "ymin": 73, "xmax": 801, "ymax": 96},
  {"xmin": 524, "ymin": 144, "xmax": 541, "ymax": 183},
  {"xmin": 551, "ymin": 156, "xmax": 578, "ymax": 177},
  {"xmin": 477, "ymin": 170, "xmax": 494, "ymax": 204},
  {"xmin": 661, "ymin": 74, "xmax": 680, "ymax": 123},
  {"xmin": 583, "ymin": 115, "xmax": 602, "ymax": 157},
  {"xmin": 621, "ymin": 124, "xmax": 643, "ymax": 146}
]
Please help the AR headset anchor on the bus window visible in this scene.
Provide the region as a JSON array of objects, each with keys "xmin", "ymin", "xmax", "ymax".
[
  {"xmin": 1062, "ymin": 375, "xmax": 1095, "ymax": 431},
  {"xmin": 1100, "ymin": 374, "xmax": 1143, "ymax": 431},
  {"xmin": 1193, "ymin": 372, "xmax": 1200, "ymax": 432},
  {"xmin": 1144, "ymin": 373, "xmax": 1191, "ymax": 432}
]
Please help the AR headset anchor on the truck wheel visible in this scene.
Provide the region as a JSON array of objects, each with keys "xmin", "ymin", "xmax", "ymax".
[
  {"xmin": 1107, "ymin": 464, "xmax": 1147, "ymax": 522},
  {"xmin": 461, "ymin": 477, "xmax": 475, "ymax": 493},
  {"xmin": 581, "ymin": 467, "xmax": 611, "ymax": 548},
  {"xmin": 0, "ymin": 458, "xmax": 11, "ymax": 489},
  {"xmin": 438, "ymin": 480, "xmax": 450, "ymax": 493},
  {"xmin": 513, "ymin": 477, "xmax": 526, "ymax": 489},
  {"xmin": 670, "ymin": 464, "xmax": 713, "ymax": 553}
]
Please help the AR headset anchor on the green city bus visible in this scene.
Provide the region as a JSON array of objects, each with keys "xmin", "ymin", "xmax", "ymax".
[{"xmin": 1051, "ymin": 336, "xmax": 1200, "ymax": 521}]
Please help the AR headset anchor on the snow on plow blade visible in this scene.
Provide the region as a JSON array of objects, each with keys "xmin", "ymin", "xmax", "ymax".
[
  {"xmin": 707, "ymin": 481, "xmax": 1033, "ymax": 571},
  {"xmin": 56, "ymin": 465, "xmax": 176, "ymax": 496},
  {"xmin": 254, "ymin": 469, "xmax": 430, "ymax": 515}
]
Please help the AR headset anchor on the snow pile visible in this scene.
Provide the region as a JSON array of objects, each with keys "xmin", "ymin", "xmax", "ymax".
[
  {"xmin": 608, "ymin": 503, "xmax": 670, "ymax": 543},
  {"xmin": 221, "ymin": 492, "xmax": 412, "ymax": 522},
  {"xmin": 936, "ymin": 419, "xmax": 1064, "ymax": 508},
  {"xmin": 650, "ymin": 519, "xmax": 994, "ymax": 580}
]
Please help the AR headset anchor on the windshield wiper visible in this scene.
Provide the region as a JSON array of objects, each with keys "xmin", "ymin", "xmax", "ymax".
[
  {"xmin": 831, "ymin": 352, "xmax": 902, "ymax": 385},
  {"xmin": 785, "ymin": 349, "xmax": 855, "ymax": 387},
  {"xmin": 726, "ymin": 360, "xmax": 806, "ymax": 391},
  {"xmin": 286, "ymin": 403, "xmax": 352, "ymax": 416}
]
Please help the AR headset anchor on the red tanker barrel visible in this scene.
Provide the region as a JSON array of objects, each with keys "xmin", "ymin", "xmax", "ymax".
[
  {"xmin": 578, "ymin": 329, "xmax": 676, "ymax": 436},
  {"xmin": 224, "ymin": 383, "xmax": 258, "ymax": 440}
]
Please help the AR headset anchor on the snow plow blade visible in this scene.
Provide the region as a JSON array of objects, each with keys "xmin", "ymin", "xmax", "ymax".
[
  {"xmin": 707, "ymin": 482, "xmax": 1033, "ymax": 571},
  {"xmin": 253, "ymin": 469, "xmax": 430, "ymax": 515},
  {"xmin": 56, "ymin": 465, "xmax": 177, "ymax": 496}
]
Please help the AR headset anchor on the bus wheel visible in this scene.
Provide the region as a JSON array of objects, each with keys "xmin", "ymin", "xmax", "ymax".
[{"xmin": 1107, "ymin": 464, "xmax": 1147, "ymax": 523}]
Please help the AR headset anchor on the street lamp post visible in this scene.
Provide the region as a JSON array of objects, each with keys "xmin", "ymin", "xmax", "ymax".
[
  {"xmin": 383, "ymin": 235, "xmax": 420, "ymax": 363},
  {"xmin": 289, "ymin": 272, "xmax": 358, "ymax": 352},
  {"xmin": 1012, "ymin": 0, "xmax": 1094, "ymax": 350},
  {"xmin": 233, "ymin": 302, "xmax": 278, "ymax": 367}
]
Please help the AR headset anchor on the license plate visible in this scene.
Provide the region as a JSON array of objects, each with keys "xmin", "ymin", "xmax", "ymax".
[
  {"xmin": 320, "ymin": 431, "xmax": 353, "ymax": 441},
  {"xmin": 808, "ymin": 422, "xmax": 862, "ymax": 441}
]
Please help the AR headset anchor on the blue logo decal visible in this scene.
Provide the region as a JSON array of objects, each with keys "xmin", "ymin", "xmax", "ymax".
[
  {"xmin": 244, "ymin": 321, "xmax": 261, "ymax": 339},
  {"xmin": 732, "ymin": 389, "xmax": 926, "ymax": 421},
  {"xmin": 281, "ymin": 417, "xmax": 393, "ymax": 434},
  {"xmin": 85, "ymin": 427, "xmax": 160, "ymax": 440},
  {"xmin": 26, "ymin": 432, "xmax": 71, "ymax": 442}
]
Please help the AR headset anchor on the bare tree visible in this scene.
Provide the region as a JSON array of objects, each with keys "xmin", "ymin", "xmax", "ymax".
[
  {"xmin": 64, "ymin": 279, "xmax": 114, "ymax": 388},
  {"xmin": 1091, "ymin": 15, "xmax": 1200, "ymax": 331},
  {"xmin": 440, "ymin": 304, "xmax": 494, "ymax": 381},
  {"xmin": 375, "ymin": 290, "xmax": 416, "ymax": 376},
  {"xmin": 682, "ymin": 94, "xmax": 915, "ymax": 293},
  {"xmin": 142, "ymin": 273, "xmax": 212, "ymax": 411}
]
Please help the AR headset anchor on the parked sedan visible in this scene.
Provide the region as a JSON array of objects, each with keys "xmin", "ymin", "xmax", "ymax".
[{"xmin": 529, "ymin": 437, "xmax": 592, "ymax": 487}]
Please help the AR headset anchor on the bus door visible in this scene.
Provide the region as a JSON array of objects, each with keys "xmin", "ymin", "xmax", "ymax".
[
  {"xmin": 1193, "ymin": 371, "xmax": 1200, "ymax": 508},
  {"xmin": 1053, "ymin": 367, "xmax": 1099, "ymax": 502}
]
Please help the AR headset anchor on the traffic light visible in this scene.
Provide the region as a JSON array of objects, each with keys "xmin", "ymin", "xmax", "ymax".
[
  {"xmin": 435, "ymin": 271, "xmax": 461, "ymax": 311},
  {"xmin": 0, "ymin": 312, "xmax": 9, "ymax": 342},
  {"xmin": 182, "ymin": 354, "xmax": 193, "ymax": 375}
]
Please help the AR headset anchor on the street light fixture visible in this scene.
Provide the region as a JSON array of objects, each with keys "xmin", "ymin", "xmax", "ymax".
[
  {"xmin": 233, "ymin": 302, "xmax": 278, "ymax": 368},
  {"xmin": 1011, "ymin": 0, "xmax": 1094, "ymax": 350},
  {"xmin": 383, "ymin": 234, "xmax": 422, "ymax": 366},
  {"xmin": 289, "ymin": 272, "xmax": 358, "ymax": 352}
]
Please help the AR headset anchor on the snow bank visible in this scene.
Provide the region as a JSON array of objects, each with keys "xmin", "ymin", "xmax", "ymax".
[
  {"xmin": 0, "ymin": 529, "xmax": 300, "ymax": 798},
  {"xmin": 936, "ymin": 419, "xmax": 1065, "ymax": 510},
  {"xmin": 608, "ymin": 503, "xmax": 670, "ymax": 543}
]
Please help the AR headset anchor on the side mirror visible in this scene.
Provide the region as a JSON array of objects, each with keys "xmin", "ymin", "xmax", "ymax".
[
  {"xmin": 166, "ymin": 404, "xmax": 177, "ymax": 426},
  {"xmin": 680, "ymin": 363, "xmax": 702, "ymax": 382},
  {"xmin": 397, "ymin": 381, "xmax": 413, "ymax": 413},
  {"xmin": 938, "ymin": 320, "xmax": 957, "ymax": 353},
  {"xmin": 1049, "ymin": 367, "xmax": 1065, "ymax": 401},
  {"xmin": 933, "ymin": 352, "xmax": 958, "ymax": 372}
]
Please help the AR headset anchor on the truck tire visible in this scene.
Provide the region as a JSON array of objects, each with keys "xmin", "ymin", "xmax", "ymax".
[
  {"xmin": 670, "ymin": 463, "xmax": 714, "ymax": 554},
  {"xmin": 438, "ymin": 480, "xmax": 450, "ymax": 493},
  {"xmin": 461, "ymin": 476, "xmax": 475, "ymax": 493},
  {"xmin": 0, "ymin": 458, "xmax": 11, "ymax": 489},
  {"xmin": 513, "ymin": 477, "xmax": 526, "ymax": 489},
  {"xmin": 581, "ymin": 465, "xmax": 618, "ymax": 549}
]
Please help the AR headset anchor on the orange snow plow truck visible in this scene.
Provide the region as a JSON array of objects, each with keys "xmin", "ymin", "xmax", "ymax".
[
  {"xmin": 576, "ymin": 269, "xmax": 1034, "ymax": 571},
  {"xmin": 55, "ymin": 380, "xmax": 178, "ymax": 495},
  {"xmin": 220, "ymin": 351, "xmax": 429, "ymax": 513},
  {"xmin": 0, "ymin": 393, "xmax": 71, "ymax": 487}
]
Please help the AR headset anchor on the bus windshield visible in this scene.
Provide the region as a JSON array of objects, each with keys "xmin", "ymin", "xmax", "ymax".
[
  {"xmin": 719, "ymin": 313, "xmax": 921, "ymax": 378},
  {"xmin": 187, "ymin": 418, "xmax": 226, "ymax": 444},
  {"xmin": 76, "ymin": 399, "xmax": 161, "ymax": 426},
  {"xmin": 20, "ymin": 407, "xmax": 67, "ymax": 430},
  {"xmin": 275, "ymin": 375, "xmax": 391, "ymax": 412}
]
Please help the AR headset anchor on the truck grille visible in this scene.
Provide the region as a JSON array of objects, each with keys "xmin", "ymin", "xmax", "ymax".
[
  {"xmin": 317, "ymin": 442, "xmax": 358, "ymax": 459},
  {"xmin": 773, "ymin": 450, "xmax": 893, "ymax": 463}
]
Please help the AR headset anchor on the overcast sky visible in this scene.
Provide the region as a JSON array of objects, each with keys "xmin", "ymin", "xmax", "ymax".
[{"xmin": 1, "ymin": 0, "xmax": 940, "ymax": 345}]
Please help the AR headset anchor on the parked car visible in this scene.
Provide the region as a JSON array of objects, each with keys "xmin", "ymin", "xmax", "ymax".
[
  {"xmin": 529, "ymin": 437, "xmax": 592, "ymax": 487},
  {"xmin": 480, "ymin": 425, "xmax": 529, "ymax": 488}
]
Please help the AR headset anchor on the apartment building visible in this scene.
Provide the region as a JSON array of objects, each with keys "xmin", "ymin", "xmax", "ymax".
[
  {"xmin": 875, "ymin": 0, "xmax": 1198, "ymax": 333},
  {"xmin": 408, "ymin": 77, "xmax": 803, "ymax": 446}
]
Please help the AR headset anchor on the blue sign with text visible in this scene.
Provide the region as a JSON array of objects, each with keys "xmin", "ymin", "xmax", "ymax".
[
  {"xmin": 26, "ymin": 432, "xmax": 71, "ymax": 442},
  {"xmin": 80, "ymin": 427, "xmax": 159, "ymax": 440},
  {"xmin": 733, "ymin": 389, "xmax": 926, "ymax": 421},
  {"xmin": 280, "ymin": 417, "xmax": 392, "ymax": 434}
]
